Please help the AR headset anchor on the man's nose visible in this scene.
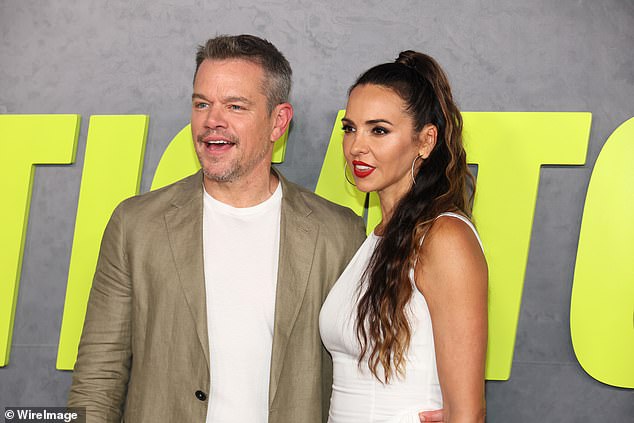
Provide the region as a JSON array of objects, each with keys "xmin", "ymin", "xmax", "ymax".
[{"xmin": 204, "ymin": 105, "xmax": 228, "ymax": 128}]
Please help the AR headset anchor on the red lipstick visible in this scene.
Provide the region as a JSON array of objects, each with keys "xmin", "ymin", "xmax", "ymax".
[{"xmin": 352, "ymin": 160, "xmax": 376, "ymax": 178}]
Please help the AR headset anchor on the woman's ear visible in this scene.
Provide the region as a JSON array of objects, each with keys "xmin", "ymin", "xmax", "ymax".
[{"xmin": 418, "ymin": 124, "xmax": 437, "ymax": 158}]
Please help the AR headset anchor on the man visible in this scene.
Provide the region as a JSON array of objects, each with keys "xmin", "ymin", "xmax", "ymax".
[
  {"xmin": 68, "ymin": 34, "xmax": 444, "ymax": 422},
  {"xmin": 68, "ymin": 34, "xmax": 364, "ymax": 423}
]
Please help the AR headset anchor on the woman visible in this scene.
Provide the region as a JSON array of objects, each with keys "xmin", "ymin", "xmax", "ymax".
[{"xmin": 319, "ymin": 51, "xmax": 488, "ymax": 423}]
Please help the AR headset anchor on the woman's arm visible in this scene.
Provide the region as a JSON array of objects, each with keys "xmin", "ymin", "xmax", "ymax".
[{"xmin": 415, "ymin": 216, "xmax": 488, "ymax": 423}]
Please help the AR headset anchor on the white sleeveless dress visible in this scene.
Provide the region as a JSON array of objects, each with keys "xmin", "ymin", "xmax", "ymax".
[{"xmin": 319, "ymin": 212, "xmax": 483, "ymax": 423}]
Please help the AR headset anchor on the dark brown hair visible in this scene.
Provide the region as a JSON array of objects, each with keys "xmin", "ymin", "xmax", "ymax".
[
  {"xmin": 194, "ymin": 34, "xmax": 292, "ymax": 113},
  {"xmin": 354, "ymin": 51, "xmax": 474, "ymax": 382}
]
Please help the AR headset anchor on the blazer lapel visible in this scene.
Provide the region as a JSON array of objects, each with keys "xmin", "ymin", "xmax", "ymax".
[
  {"xmin": 163, "ymin": 171, "xmax": 209, "ymax": 369},
  {"xmin": 269, "ymin": 172, "xmax": 319, "ymax": 404}
]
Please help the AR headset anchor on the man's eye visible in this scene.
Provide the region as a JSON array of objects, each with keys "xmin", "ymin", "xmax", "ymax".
[
  {"xmin": 341, "ymin": 125, "xmax": 355, "ymax": 133},
  {"xmin": 194, "ymin": 102, "xmax": 208, "ymax": 109},
  {"xmin": 372, "ymin": 126, "xmax": 389, "ymax": 135},
  {"xmin": 229, "ymin": 104, "xmax": 242, "ymax": 111}
]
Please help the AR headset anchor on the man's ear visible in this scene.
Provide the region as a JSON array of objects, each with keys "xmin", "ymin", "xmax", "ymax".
[
  {"xmin": 270, "ymin": 103, "xmax": 293, "ymax": 142},
  {"xmin": 418, "ymin": 124, "xmax": 437, "ymax": 158}
]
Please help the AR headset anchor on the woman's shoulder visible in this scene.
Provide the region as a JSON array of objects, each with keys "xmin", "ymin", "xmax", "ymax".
[
  {"xmin": 415, "ymin": 211, "xmax": 487, "ymax": 292},
  {"xmin": 424, "ymin": 212, "xmax": 481, "ymax": 254}
]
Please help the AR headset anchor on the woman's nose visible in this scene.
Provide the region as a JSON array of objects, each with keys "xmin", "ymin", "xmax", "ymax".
[{"xmin": 348, "ymin": 132, "xmax": 369, "ymax": 155}]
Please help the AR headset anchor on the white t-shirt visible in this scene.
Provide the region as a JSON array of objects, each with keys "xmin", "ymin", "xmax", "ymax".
[{"xmin": 203, "ymin": 183, "xmax": 282, "ymax": 423}]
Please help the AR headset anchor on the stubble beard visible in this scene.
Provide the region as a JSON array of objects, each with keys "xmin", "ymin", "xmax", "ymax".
[{"xmin": 196, "ymin": 131, "xmax": 271, "ymax": 183}]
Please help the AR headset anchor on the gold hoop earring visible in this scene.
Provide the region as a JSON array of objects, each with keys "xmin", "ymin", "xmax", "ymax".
[
  {"xmin": 411, "ymin": 154, "xmax": 424, "ymax": 185},
  {"xmin": 344, "ymin": 162, "xmax": 356, "ymax": 186}
]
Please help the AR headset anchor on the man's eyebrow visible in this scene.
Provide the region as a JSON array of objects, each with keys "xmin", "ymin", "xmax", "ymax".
[
  {"xmin": 224, "ymin": 95, "xmax": 253, "ymax": 105},
  {"xmin": 191, "ymin": 93, "xmax": 254, "ymax": 105},
  {"xmin": 192, "ymin": 93, "xmax": 209, "ymax": 101}
]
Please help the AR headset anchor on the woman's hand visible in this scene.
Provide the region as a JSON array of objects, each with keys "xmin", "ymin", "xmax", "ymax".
[{"xmin": 419, "ymin": 408, "xmax": 445, "ymax": 421}]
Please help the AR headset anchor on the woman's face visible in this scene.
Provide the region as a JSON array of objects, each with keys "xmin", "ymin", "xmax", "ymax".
[{"xmin": 342, "ymin": 84, "xmax": 428, "ymax": 200}]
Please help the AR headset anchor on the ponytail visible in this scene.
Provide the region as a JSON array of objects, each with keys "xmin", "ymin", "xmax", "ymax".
[{"xmin": 354, "ymin": 50, "xmax": 474, "ymax": 382}]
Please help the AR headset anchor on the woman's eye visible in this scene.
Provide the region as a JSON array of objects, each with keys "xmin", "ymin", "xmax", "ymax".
[
  {"xmin": 372, "ymin": 126, "xmax": 389, "ymax": 135},
  {"xmin": 342, "ymin": 125, "xmax": 355, "ymax": 133}
]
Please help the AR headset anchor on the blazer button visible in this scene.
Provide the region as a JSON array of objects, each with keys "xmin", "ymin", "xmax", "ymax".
[{"xmin": 195, "ymin": 390, "xmax": 207, "ymax": 401}]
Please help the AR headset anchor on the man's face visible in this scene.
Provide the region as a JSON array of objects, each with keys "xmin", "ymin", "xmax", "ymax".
[{"xmin": 191, "ymin": 58, "xmax": 276, "ymax": 184}]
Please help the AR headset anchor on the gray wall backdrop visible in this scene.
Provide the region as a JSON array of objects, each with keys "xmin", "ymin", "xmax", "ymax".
[{"xmin": 1, "ymin": 0, "xmax": 633, "ymax": 421}]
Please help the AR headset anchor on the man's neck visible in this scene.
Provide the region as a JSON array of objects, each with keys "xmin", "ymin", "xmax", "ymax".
[{"xmin": 203, "ymin": 169, "xmax": 280, "ymax": 208}]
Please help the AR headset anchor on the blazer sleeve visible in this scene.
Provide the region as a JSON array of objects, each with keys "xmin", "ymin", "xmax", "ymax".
[{"xmin": 68, "ymin": 204, "xmax": 132, "ymax": 422}]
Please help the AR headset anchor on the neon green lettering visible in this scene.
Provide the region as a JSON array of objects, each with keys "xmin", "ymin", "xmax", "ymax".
[
  {"xmin": 56, "ymin": 115, "xmax": 148, "ymax": 370},
  {"xmin": 570, "ymin": 117, "xmax": 634, "ymax": 388},
  {"xmin": 151, "ymin": 124, "xmax": 200, "ymax": 190},
  {"xmin": 0, "ymin": 115, "xmax": 79, "ymax": 366},
  {"xmin": 465, "ymin": 112, "xmax": 591, "ymax": 379}
]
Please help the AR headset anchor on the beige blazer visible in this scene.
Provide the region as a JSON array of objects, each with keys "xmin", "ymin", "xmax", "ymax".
[{"xmin": 68, "ymin": 170, "xmax": 366, "ymax": 423}]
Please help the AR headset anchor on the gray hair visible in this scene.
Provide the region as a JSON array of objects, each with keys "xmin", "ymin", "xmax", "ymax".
[{"xmin": 195, "ymin": 34, "xmax": 292, "ymax": 113}]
